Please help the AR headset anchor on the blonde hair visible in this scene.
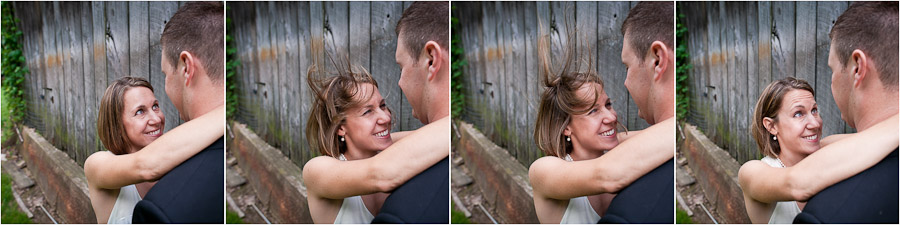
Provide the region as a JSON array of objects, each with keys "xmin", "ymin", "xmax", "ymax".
[
  {"xmin": 751, "ymin": 77, "xmax": 816, "ymax": 158},
  {"xmin": 533, "ymin": 18, "xmax": 622, "ymax": 158},
  {"xmin": 305, "ymin": 61, "xmax": 391, "ymax": 158},
  {"xmin": 98, "ymin": 77, "xmax": 154, "ymax": 155}
]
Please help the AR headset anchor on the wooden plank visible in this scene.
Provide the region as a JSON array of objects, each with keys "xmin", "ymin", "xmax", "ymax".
[
  {"xmin": 705, "ymin": 1, "xmax": 722, "ymax": 142},
  {"xmin": 64, "ymin": 2, "xmax": 86, "ymax": 163},
  {"xmin": 745, "ymin": 2, "xmax": 761, "ymax": 160},
  {"xmin": 370, "ymin": 1, "xmax": 403, "ymax": 134},
  {"xmin": 815, "ymin": 2, "xmax": 850, "ymax": 137},
  {"xmin": 278, "ymin": 1, "xmax": 301, "ymax": 164},
  {"xmin": 757, "ymin": 2, "xmax": 772, "ymax": 106},
  {"xmin": 795, "ymin": 2, "xmax": 816, "ymax": 84},
  {"xmin": 149, "ymin": 1, "xmax": 181, "ymax": 133},
  {"xmin": 254, "ymin": 2, "xmax": 273, "ymax": 142},
  {"xmin": 80, "ymin": 2, "xmax": 97, "ymax": 155},
  {"xmin": 349, "ymin": 2, "xmax": 371, "ymax": 69},
  {"xmin": 267, "ymin": 1, "xmax": 285, "ymax": 152},
  {"xmin": 770, "ymin": 1, "xmax": 794, "ymax": 81},
  {"xmin": 92, "ymin": 2, "xmax": 107, "ymax": 150},
  {"xmin": 324, "ymin": 1, "xmax": 349, "ymax": 71},
  {"xmin": 398, "ymin": 2, "xmax": 424, "ymax": 131},
  {"xmin": 523, "ymin": 1, "xmax": 540, "ymax": 161},
  {"xmin": 106, "ymin": 2, "xmax": 130, "ymax": 81},
  {"xmin": 504, "ymin": 2, "xmax": 527, "ymax": 162},
  {"xmin": 297, "ymin": 1, "xmax": 313, "ymax": 163},
  {"xmin": 129, "ymin": 1, "xmax": 150, "ymax": 79}
]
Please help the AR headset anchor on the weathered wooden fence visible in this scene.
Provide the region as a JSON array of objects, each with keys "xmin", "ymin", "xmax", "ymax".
[
  {"xmin": 228, "ymin": 1, "xmax": 422, "ymax": 168},
  {"xmin": 13, "ymin": 2, "xmax": 188, "ymax": 165},
  {"xmin": 681, "ymin": 2, "xmax": 854, "ymax": 164},
  {"xmin": 455, "ymin": 2, "xmax": 649, "ymax": 167}
]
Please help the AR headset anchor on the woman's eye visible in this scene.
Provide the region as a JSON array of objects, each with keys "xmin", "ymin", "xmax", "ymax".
[
  {"xmin": 588, "ymin": 108, "xmax": 598, "ymax": 115},
  {"xmin": 380, "ymin": 103, "xmax": 387, "ymax": 109},
  {"xmin": 811, "ymin": 108, "xmax": 818, "ymax": 114},
  {"xmin": 605, "ymin": 102, "xmax": 613, "ymax": 108},
  {"xmin": 136, "ymin": 109, "xmax": 144, "ymax": 115},
  {"xmin": 152, "ymin": 104, "xmax": 160, "ymax": 110},
  {"xmin": 793, "ymin": 112, "xmax": 802, "ymax": 118},
  {"xmin": 363, "ymin": 109, "xmax": 372, "ymax": 115}
]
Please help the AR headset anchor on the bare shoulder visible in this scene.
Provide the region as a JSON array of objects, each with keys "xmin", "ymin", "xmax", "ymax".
[
  {"xmin": 84, "ymin": 151, "xmax": 114, "ymax": 172},
  {"xmin": 738, "ymin": 160, "xmax": 765, "ymax": 183},
  {"xmin": 301, "ymin": 156, "xmax": 340, "ymax": 185},
  {"xmin": 528, "ymin": 156, "xmax": 565, "ymax": 181}
]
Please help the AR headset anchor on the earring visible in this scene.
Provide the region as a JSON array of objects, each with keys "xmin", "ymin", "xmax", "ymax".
[
  {"xmin": 340, "ymin": 136, "xmax": 345, "ymax": 142},
  {"xmin": 773, "ymin": 136, "xmax": 777, "ymax": 141},
  {"xmin": 566, "ymin": 136, "xmax": 571, "ymax": 142}
]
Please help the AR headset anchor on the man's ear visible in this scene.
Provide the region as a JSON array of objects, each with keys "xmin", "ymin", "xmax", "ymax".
[
  {"xmin": 180, "ymin": 51, "xmax": 196, "ymax": 87},
  {"xmin": 850, "ymin": 49, "xmax": 868, "ymax": 88},
  {"xmin": 423, "ymin": 41, "xmax": 444, "ymax": 82},
  {"xmin": 649, "ymin": 41, "xmax": 669, "ymax": 81},
  {"xmin": 763, "ymin": 117, "xmax": 778, "ymax": 136}
]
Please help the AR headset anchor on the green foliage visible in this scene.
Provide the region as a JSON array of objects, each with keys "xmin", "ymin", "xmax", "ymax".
[
  {"xmin": 450, "ymin": 201, "xmax": 471, "ymax": 224},
  {"xmin": 675, "ymin": 13, "xmax": 691, "ymax": 121},
  {"xmin": 225, "ymin": 204, "xmax": 244, "ymax": 224},
  {"xmin": 1, "ymin": 2, "xmax": 28, "ymax": 144},
  {"xmin": 2, "ymin": 173, "xmax": 33, "ymax": 224},
  {"xmin": 676, "ymin": 207, "xmax": 694, "ymax": 224},
  {"xmin": 225, "ymin": 6, "xmax": 240, "ymax": 121},
  {"xmin": 450, "ymin": 4, "xmax": 467, "ymax": 120}
]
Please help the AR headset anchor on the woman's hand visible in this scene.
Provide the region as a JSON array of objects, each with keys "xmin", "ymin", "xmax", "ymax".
[
  {"xmin": 303, "ymin": 116, "xmax": 450, "ymax": 199},
  {"xmin": 529, "ymin": 118, "xmax": 674, "ymax": 200},
  {"xmin": 739, "ymin": 113, "xmax": 899, "ymax": 203},
  {"xmin": 84, "ymin": 105, "xmax": 225, "ymax": 189}
]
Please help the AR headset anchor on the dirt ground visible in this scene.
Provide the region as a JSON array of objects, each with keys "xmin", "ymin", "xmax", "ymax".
[{"xmin": 676, "ymin": 151, "xmax": 727, "ymax": 224}]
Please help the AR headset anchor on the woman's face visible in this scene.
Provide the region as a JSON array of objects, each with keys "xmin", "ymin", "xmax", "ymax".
[
  {"xmin": 770, "ymin": 89, "xmax": 822, "ymax": 158},
  {"xmin": 565, "ymin": 82, "xmax": 619, "ymax": 154},
  {"xmin": 338, "ymin": 83, "xmax": 393, "ymax": 157},
  {"xmin": 122, "ymin": 87, "xmax": 165, "ymax": 153}
]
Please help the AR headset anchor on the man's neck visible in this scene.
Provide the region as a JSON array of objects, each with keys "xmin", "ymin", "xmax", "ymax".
[
  {"xmin": 854, "ymin": 92, "xmax": 898, "ymax": 131},
  {"xmin": 186, "ymin": 84, "xmax": 224, "ymax": 121}
]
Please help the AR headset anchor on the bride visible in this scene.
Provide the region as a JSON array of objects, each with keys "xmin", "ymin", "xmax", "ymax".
[{"xmin": 84, "ymin": 76, "xmax": 223, "ymax": 224}]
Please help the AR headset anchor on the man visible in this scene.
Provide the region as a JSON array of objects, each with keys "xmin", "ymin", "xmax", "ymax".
[
  {"xmin": 132, "ymin": 2, "xmax": 225, "ymax": 223},
  {"xmin": 596, "ymin": 2, "xmax": 675, "ymax": 223},
  {"xmin": 793, "ymin": 2, "xmax": 899, "ymax": 223},
  {"xmin": 370, "ymin": 2, "xmax": 450, "ymax": 223}
]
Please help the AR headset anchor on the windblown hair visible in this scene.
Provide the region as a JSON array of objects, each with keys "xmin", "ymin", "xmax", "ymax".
[
  {"xmin": 533, "ymin": 17, "xmax": 621, "ymax": 158},
  {"xmin": 751, "ymin": 77, "xmax": 816, "ymax": 158},
  {"xmin": 98, "ymin": 77, "xmax": 155, "ymax": 155},
  {"xmin": 305, "ymin": 57, "xmax": 392, "ymax": 158}
]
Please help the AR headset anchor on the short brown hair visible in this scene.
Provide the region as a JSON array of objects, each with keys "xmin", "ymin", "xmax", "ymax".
[
  {"xmin": 98, "ymin": 77, "xmax": 155, "ymax": 155},
  {"xmin": 161, "ymin": 1, "xmax": 224, "ymax": 84},
  {"xmin": 396, "ymin": 1, "xmax": 449, "ymax": 62},
  {"xmin": 305, "ymin": 63, "xmax": 392, "ymax": 157},
  {"xmin": 533, "ymin": 22, "xmax": 622, "ymax": 158},
  {"xmin": 751, "ymin": 77, "xmax": 816, "ymax": 158},
  {"xmin": 621, "ymin": 1, "xmax": 674, "ymax": 62},
  {"xmin": 830, "ymin": 2, "xmax": 898, "ymax": 91}
]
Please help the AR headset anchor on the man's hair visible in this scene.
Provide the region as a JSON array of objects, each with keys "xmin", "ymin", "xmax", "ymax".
[
  {"xmin": 621, "ymin": 1, "xmax": 674, "ymax": 62},
  {"xmin": 396, "ymin": 1, "xmax": 449, "ymax": 62},
  {"xmin": 98, "ymin": 77, "xmax": 155, "ymax": 155},
  {"xmin": 161, "ymin": 2, "xmax": 224, "ymax": 84},
  {"xmin": 830, "ymin": 2, "xmax": 898, "ymax": 91}
]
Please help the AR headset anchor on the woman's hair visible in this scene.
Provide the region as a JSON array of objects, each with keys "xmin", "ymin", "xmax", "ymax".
[
  {"xmin": 98, "ymin": 76, "xmax": 154, "ymax": 155},
  {"xmin": 751, "ymin": 77, "xmax": 816, "ymax": 158},
  {"xmin": 533, "ymin": 18, "xmax": 619, "ymax": 158},
  {"xmin": 305, "ymin": 61, "xmax": 391, "ymax": 158}
]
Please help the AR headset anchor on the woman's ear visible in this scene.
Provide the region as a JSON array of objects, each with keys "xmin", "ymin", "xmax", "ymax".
[
  {"xmin": 337, "ymin": 126, "xmax": 347, "ymax": 136},
  {"xmin": 563, "ymin": 125, "xmax": 572, "ymax": 137},
  {"xmin": 763, "ymin": 117, "xmax": 778, "ymax": 136}
]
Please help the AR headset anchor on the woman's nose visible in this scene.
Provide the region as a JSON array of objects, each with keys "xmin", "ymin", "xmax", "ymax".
[
  {"xmin": 601, "ymin": 110, "xmax": 617, "ymax": 124},
  {"xmin": 376, "ymin": 109, "xmax": 391, "ymax": 125},
  {"xmin": 807, "ymin": 114, "xmax": 821, "ymax": 129},
  {"xmin": 148, "ymin": 111, "xmax": 163, "ymax": 125}
]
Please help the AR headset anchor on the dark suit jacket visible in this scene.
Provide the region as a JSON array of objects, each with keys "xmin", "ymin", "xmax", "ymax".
[
  {"xmin": 793, "ymin": 149, "xmax": 899, "ymax": 223},
  {"xmin": 132, "ymin": 137, "xmax": 225, "ymax": 224},
  {"xmin": 599, "ymin": 159, "xmax": 674, "ymax": 224},
  {"xmin": 371, "ymin": 157, "xmax": 449, "ymax": 224}
]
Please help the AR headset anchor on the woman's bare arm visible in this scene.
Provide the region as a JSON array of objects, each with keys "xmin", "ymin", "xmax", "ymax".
[
  {"xmin": 529, "ymin": 118, "xmax": 675, "ymax": 200},
  {"xmin": 390, "ymin": 131, "xmax": 412, "ymax": 142},
  {"xmin": 820, "ymin": 133, "xmax": 851, "ymax": 148},
  {"xmin": 302, "ymin": 116, "xmax": 450, "ymax": 199},
  {"xmin": 84, "ymin": 106, "xmax": 225, "ymax": 189},
  {"xmin": 738, "ymin": 114, "xmax": 899, "ymax": 203},
  {"xmin": 616, "ymin": 129, "xmax": 642, "ymax": 142}
]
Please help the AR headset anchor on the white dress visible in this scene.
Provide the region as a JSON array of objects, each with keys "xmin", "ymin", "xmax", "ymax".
[
  {"xmin": 760, "ymin": 156, "xmax": 802, "ymax": 224},
  {"xmin": 559, "ymin": 154, "xmax": 602, "ymax": 224},
  {"xmin": 333, "ymin": 154, "xmax": 375, "ymax": 224},
  {"xmin": 107, "ymin": 184, "xmax": 141, "ymax": 224}
]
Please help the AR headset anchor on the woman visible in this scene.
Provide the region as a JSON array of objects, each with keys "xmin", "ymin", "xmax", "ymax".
[
  {"xmin": 84, "ymin": 77, "xmax": 224, "ymax": 224},
  {"xmin": 739, "ymin": 77, "xmax": 898, "ymax": 223},
  {"xmin": 302, "ymin": 64, "xmax": 442, "ymax": 224},
  {"xmin": 528, "ymin": 30, "xmax": 672, "ymax": 223}
]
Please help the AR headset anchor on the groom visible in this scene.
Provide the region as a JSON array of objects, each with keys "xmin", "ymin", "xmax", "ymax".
[
  {"xmin": 132, "ymin": 2, "xmax": 225, "ymax": 223},
  {"xmin": 371, "ymin": 1, "xmax": 451, "ymax": 223},
  {"xmin": 793, "ymin": 2, "xmax": 898, "ymax": 223},
  {"xmin": 599, "ymin": 2, "xmax": 676, "ymax": 223}
]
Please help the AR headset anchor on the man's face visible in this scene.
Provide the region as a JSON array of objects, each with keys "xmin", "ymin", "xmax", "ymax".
[
  {"xmin": 621, "ymin": 32, "xmax": 653, "ymax": 122},
  {"xmin": 161, "ymin": 50, "xmax": 188, "ymax": 121},
  {"xmin": 395, "ymin": 34, "xmax": 427, "ymax": 121},
  {"xmin": 828, "ymin": 42, "xmax": 854, "ymax": 128}
]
